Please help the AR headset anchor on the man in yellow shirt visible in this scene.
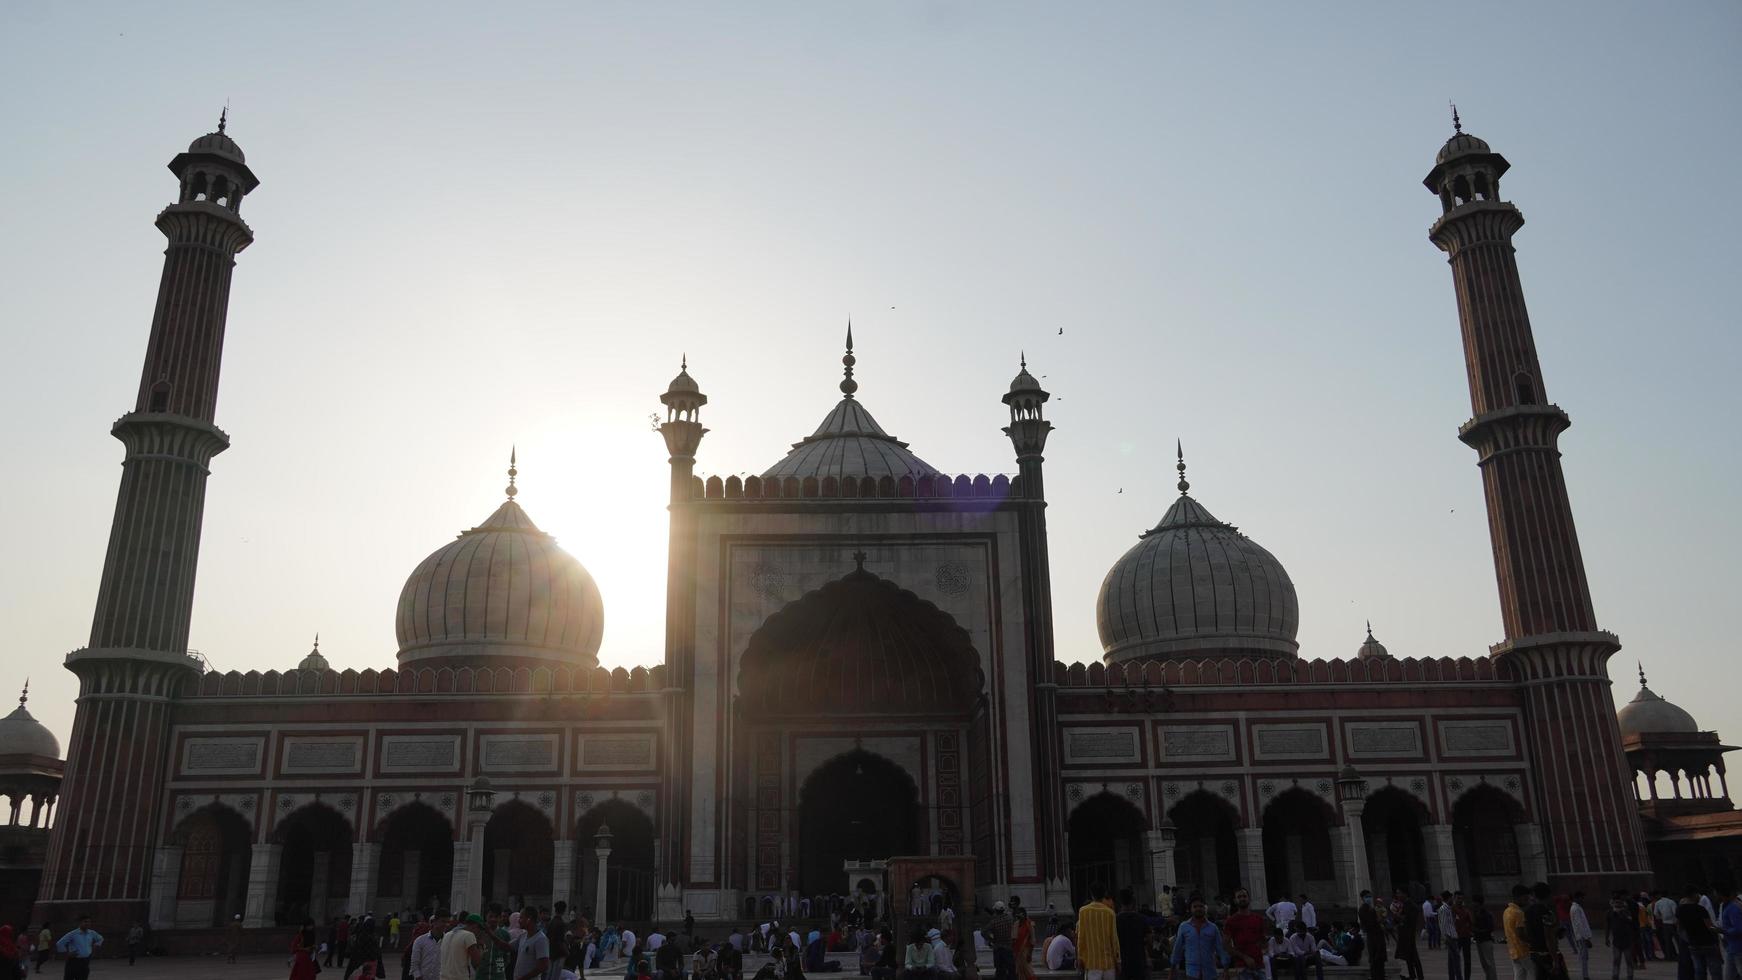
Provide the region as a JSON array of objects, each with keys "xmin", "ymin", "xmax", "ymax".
[
  {"xmin": 1077, "ymin": 883, "xmax": 1120, "ymax": 980},
  {"xmin": 1503, "ymin": 885, "xmax": 1533, "ymax": 980}
]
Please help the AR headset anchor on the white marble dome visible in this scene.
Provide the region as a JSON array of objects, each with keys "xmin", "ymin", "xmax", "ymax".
[
  {"xmin": 0, "ymin": 692, "xmax": 60, "ymax": 760},
  {"xmin": 395, "ymin": 495, "xmax": 603, "ymax": 669},
  {"xmin": 1617, "ymin": 672, "xmax": 1700, "ymax": 737},
  {"xmin": 1096, "ymin": 475, "xmax": 1299, "ymax": 664}
]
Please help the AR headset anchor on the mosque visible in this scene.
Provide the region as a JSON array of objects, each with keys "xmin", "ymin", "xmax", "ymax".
[{"xmin": 20, "ymin": 115, "xmax": 1742, "ymax": 943}]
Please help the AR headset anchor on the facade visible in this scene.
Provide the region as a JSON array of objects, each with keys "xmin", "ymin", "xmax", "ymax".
[{"xmin": 31, "ymin": 117, "xmax": 1742, "ymax": 939}]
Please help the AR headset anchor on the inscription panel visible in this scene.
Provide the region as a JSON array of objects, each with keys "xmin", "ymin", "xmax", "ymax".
[
  {"xmin": 1346, "ymin": 722, "xmax": 1424, "ymax": 759},
  {"xmin": 182, "ymin": 737, "xmax": 263, "ymax": 776},
  {"xmin": 1251, "ymin": 724, "xmax": 1328, "ymax": 761},
  {"xmin": 1156, "ymin": 725, "xmax": 1237, "ymax": 763},
  {"xmin": 1440, "ymin": 720, "xmax": 1517, "ymax": 758},
  {"xmin": 577, "ymin": 734, "xmax": 656, "ymax": 771},
  {"xmin": 481, "ymin": 734, "xmax": 558, "ymax": 772},
  {"xmin": 282, "ymin": 737, "xmax": 363, "ymax": 774},
  {"xmin": 379, "ymin": 735, "xmax": 461, "ymax": 773},
  {"xmin": 1062, "ymin": 728, "xmax": 1141, "ymax": 765}
]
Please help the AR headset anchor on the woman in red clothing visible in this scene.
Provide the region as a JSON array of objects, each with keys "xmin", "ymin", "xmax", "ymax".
[
  {"xmin": 292, "ymin": 919, "xmax": 321, "ymax": 980},
  {"xmin": 1013, "ymin": 911, "xmax": 1035, "ymax": 980}
]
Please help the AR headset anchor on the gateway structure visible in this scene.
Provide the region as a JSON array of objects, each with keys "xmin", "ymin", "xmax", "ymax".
[{"xmin": 30, "ymin": 117, "xmax": 1742, "ymax": 938}]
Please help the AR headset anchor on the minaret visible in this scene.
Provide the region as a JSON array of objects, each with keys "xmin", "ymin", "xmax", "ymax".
[
  {"xmin": 1425, "ymin": 111, "xmax": 1647, "ymax": 888},
  {"xmin": 656, "ymin": 356, "xmax": 706, "ymax": 916},
  {"xmin": 37, "ymin": 116, "xmax": 258, "ymax": 928},
  {"xmin": 1002, "ymin": 355, "xmax": 1069, "ymax": 907}
]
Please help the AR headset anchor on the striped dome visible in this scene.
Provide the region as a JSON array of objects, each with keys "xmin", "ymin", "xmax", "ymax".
[
  {"xmin": 762, "ymin": 398, "xmax": 939, "ymax": 482},
  {"xmin": 395, "ymin": 498, "xmax": 603, "ymax": 669},
  {"xmin": 1096, "ymin": 491, "xmax": 1299, "ymax": 664}
]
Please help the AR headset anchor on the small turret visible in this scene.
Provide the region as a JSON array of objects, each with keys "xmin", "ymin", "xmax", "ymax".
[
  {"xmin": 658, "ymin": 356, "xmax": 708, "ymax": 501},
  {"xmin": 1002, "ymin": 353, "xmax": 1052, "ymax": 479}
]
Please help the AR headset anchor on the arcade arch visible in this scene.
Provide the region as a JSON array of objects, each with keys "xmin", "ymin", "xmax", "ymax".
[
  {"xmin": 375, "ymin": 801, "xmax": 453, "ymax": 913},
  {"xmin": 272, "ymin": 803, "xmax": 353, "ymax": 925},
  {"xmin": 172, "ymin": 804, "xmax": 252, "ymax": 927},
  {"xmin": 797, "ymin": 751, "xmax": 921, "ymax": 897},
  {"xmin": 1067, "ymin": 792, "xmax": 1148, "ymax": 908},
  {"xmin": 1261, "ymin": 789, "xmax": 1336, "ymax": 902},
  {"xmin": 575, "ymin": 799, "xmax": 656, "ymax": 922},
  {"xmin": 1168, "ymin": 791, "xmax": 1239, "ymax": 901},
  {"xmin": 481, "ymin": 800, "xmax": 554, "ymax": 909},
  {"xmin": 1363, "ymin": 786, "xmax": 1429, "ymax": 894},
  {"xmin": 1451, "ymin": 785, "xmax": 1525, "ymax": 900}
]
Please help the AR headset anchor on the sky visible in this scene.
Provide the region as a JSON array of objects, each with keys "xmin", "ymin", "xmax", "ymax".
[{"xmin": 3, "ymin": 2, "xmax": 1739, "ymax": 754}]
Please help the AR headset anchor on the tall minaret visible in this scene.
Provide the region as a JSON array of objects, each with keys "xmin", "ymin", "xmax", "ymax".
[
  {"xmin": 1425, "ymin": 112, "xmax": 1647, "ymax": 889},
  {"xmin": 37, "ymin": 116, "xmax": 258, "ymax": 928},
  {"xmin": 1002, "ymin": 356, "xmax": 1070, "ymax": 908}
]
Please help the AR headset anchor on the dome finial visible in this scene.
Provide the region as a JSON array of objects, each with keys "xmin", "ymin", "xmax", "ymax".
[
  {"xmin": 505, "ymin": 446, "xmax": 518, "ymax": 500},
  {"xmin": 1637, "ymin": 660, "xmax": 1647, "ymax": 688},
  {"xmin": 1176, "ymin": 439, "xmax": 1190, "ymax": 495},
  {"xmin": 1020, "ymin": 350, "xmax": 1027, "ymax": 370},
  {"xmin": 1450, "ymin": 101, "xmax": 1461, "ymax": 134},
  {"xmin": 1365, "ymin": 620, "xmax": 1374, "ymax": 640},
  {"xmin": 218, "ymin": 104, "xmax": 229, "ymax": 134},
  {"xmin": 313, "ymin": 632, "xmax": 320, "ymax": 652},
  {"xmin": 18, "ymin": 679, "xmax": 27, "ymax": 709},
  {"xmin": 840, "ymin": 319, "xmax": 858, "ymax": 398},
  {"xmin": 681, "ymin": 352, "xmax": 687, "ymax": 371}
]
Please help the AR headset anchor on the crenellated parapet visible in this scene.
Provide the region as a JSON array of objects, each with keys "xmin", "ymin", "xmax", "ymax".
[
  {"xmin": 691, "ymin": 471, "xmax": 1024, "ymax": 500},
  {"xmin": 1052, "ymin": 654, "xmax": 1509, "ymax": 689},
  {"xmin": 183, "ymin": 662, "xmax": 668, "ymax": 698}
]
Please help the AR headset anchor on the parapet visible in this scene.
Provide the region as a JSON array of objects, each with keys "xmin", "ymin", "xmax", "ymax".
[
  {"xmin": 1051, "ymin": 654, "xmax": 1508, "ymax": 688},
  {"xmin": 184, "ymin": 662, "xmax": 668, "ymax": 698},
  {"xmin": 691, "ymin": 472, "xmax": 1024, "ymax": 501}
]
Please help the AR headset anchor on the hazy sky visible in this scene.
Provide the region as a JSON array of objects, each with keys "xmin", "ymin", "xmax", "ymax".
[{"xmin": 3, "ymin": 3, "xmax": 1738, "ymax": 754}]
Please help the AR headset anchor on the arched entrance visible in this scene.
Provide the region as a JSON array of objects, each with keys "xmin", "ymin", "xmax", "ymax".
[
  {"xmin": 1364, "ymin": 787, "xmax": 1428, "ymax": 894},
  {"xmin": 273, "ymin": 804, "xmax": 353, "ymax": 925},
  {"xmin": 575, "ymin": 800, "xmax": 656, "ymax": 923},
  {"xmin": 375, "ymin": 802, "xmax": 454, "ymax": 913},
  {"xmin": 1261, "ymin": 789, "xmax": 1336, "ymax": 903},
  {"xmin": 797, "ymin": 751, "xmax": 921, "ymax": 896},
  {"xmin": 173, "ymin": 804, "xmax": 252, "ymax": 927},
  {"xmin": 1067, "ymin": 793, "xmax": 1148, "ymax": 907},
  {"xmin": 1169, "ymin": 791, "xmax": 1239, "ymax": 901},
  {"xmin": 481, "ymin": 801, "xmax": 554, "ymax": 909},
  {"xmin": 734, "ymin": 564, "xmax": 986, "ymax": 896},
  {"xmin": 1451, "ymin": 786, "xmax": 1524, "ymax": 901}
]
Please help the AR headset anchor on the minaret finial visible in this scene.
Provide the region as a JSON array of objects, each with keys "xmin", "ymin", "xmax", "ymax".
[
  {"xmin": 313, "ymin": 632, "xmax": 320, "ymax": 652},
  {"xmin": 18, "ymin": 679, "xmax": 27, "ymax": 709},
  {"xmin": 681, "ymin": 352, "xmax": 687, "ymax": 371},
  {"xmin": 1020, "ymin": 350, "xmax": 1027, "ymax": 370},
  {"xmin": 1366, "ymin": 620, "xmax": 1374, "ymax": 639},
  {"xmin": 1176, "ymin": 439, "xmax": 1190, "ymax": 495},
  {"xmin": 852, "ymin": 549, "xmax": 867, "ymax": 571},
  {"xmin": 1450, "ymin": 101, "xmax": 1461, "ymax": 134},
  {"xmin": 1637, "ymin": 660, "xmax": 1647, "ymax": 688},
  {"xmin": 219, "ymin": 104, "xmax": 228, "ymax": 134},
  {"xmin": 505, "ymin": 446, "xmax": 518, "ymax": 500},
  {"xmin": 840, "ymin": 319, "xmax": 858, "ymax": 398}
]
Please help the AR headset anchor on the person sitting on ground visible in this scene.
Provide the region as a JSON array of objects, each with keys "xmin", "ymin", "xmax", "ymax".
[
  {"xmin": 1044, "ymin": 927, "xmax": 1077, "ymax": 972},
  {"xmin": 807, "ymin": 931, "xmax": 843, "ymax": 973},
  {"xmin": 1286, "ymin": 922, "xmax": 1325, "ymax": 980},
  {"xmin": 931, "ymin": 931, "xmax": 958, "ymax": 979},
  {"xmin": 901, "ymin": 931, "xmax": 934, "ymax": 980}
]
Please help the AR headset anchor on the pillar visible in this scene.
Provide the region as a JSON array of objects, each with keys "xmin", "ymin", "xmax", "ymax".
[
  {"xmin": 401, "ymin": 850, "xmax": 420, "ymax": 904},
  {"xmin": 452, "ymin": 836, "xmax": 482, "ymax": 915},
  {"xmin": 1341, "ymin": 797, "xmax": 1370, "ymax": 905},
  {"xmin": 1144, "ymin": 830, "xmax": 1175, "ymax": 902},
  {"xmin": 1425, "ymin": 823, "xmax": 1459, "ymax": 892},
  {"xmin": 244, "ymin": 843, "xmax": 283, "ymax": 928},
  {"xmin": 349, "ymin": 842, "xmax": 379, "ymax": 916},
  {"xmin": 552, "ymin": 840, "xmax": 576, "ymax": 911},
  {"xmin": 309, "ymin": 851, "xmax": 331, "ymax": 922},
  {"xmin": 594, "ymin": 845, "xmax": 612, "ymax": 924},
  {"xmin": 1236, "ymin": 828, "xmax": 1267, "ymax": 904},
  {"xmin": 148, "ymin": 845, "xmax": 183, "ymax": 930},
  {"xmin": 1515, "ymin": 823, "xmax": 1548, "ymax": 884}
]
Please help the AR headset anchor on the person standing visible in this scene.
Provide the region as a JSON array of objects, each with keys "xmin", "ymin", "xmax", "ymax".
[
  {"xmin": 1221, "ymin": 889, "xmax": 1265, "ymax": 980},
  {"xmin": 1452, "ymin": 894, "xmax": 1475, "ymax": 980},
  {"xmin": 1266, "ymin": 898, "xmax": 1298, "ymax": 936},
  {"xmin": 1569, "ymin": 893, "xmax": 1593, "ymax": 980},
  {"xmin": 1604, "ymin": 895, "xmax": 1635, "ymax": 980},
  {"xmin": 36, "ymin": 923, "xmax": 54, "ymax": 975},
  {"xmin": 1078, "ymin": 884, "xmax": 1121, "ymax": 980},
  {"xmin": 389, "ymin": 916, "xmax": 402, "ymax": 953},
  {"xmin": 1504, "ymin": 887, "xmax": 1533, "ymax": 980},
  {"xmin": 1676, "ymin": 889, "xmax": 1721, "ymax": 980},
  {"xmin": 1298, "ymin": 898, "xmax": 1316, "ymax": 938},
  {"xmin": 1655, "ymin": 893, "xmax": 1680, "ymax": 965},
  {"xmin": 439, "ymin": 915, "xmax": 482, "ymax": 980},
  {"xmin": 1439, "ymin": 893, "xmax": 1463, "ymax": 980},
  {"xmin": 54, "ymin": 916, "xmax": 104, "ymax": 980},
  {"xmin": 294, "ymin": 920, "xmax": 322, "ymax": 980},
  {"xmin": 1425, "ymin": 897, "xmax": 1442, "ymax": 952},
  {"xmin": 0, "ymin": 926, "xmax": 21, "ymax": 980},
  {"xmin": 1114, "ymin": 891, "xmax": 1149, "ymax": 980},
  {"xmin": 1357, "ymin": 892, "xmax": 1388, "ymax": 980},
  {"xmin": 414, "ymin": 913, "xmax": 453, "ymax": 980},
  {"xmin": 1713, "ymin": 886, "xmax": 1741, "ymax": 980},
  {"xmin": 984, "ymin": 902, "xmax": 1014, "ymax": 980},
  {"xmin": 123, "ymin": 923, "xmax": 143, "ymax": 967},
  {"xmin": 1167, "ymin": 898, "xmax": 1226, "ymax": 980},
  {"xmin": 1012, "ymin": 910, "xmax": 1035, "ymax": 980},
  {"xmin": 1470, "ymin": 896, "xmax": 1498, "ymax": 980},
  {"xmin": 1393, "ymin": 892, "xmax": 1423, "ymax": 980},
  {"xmin": 1525, "ymin": 884, "xmax": 1559, "ymax": 980},
  {"xmin": 515, "ymin": 909, "xmax": 552, "ymax": 980}
]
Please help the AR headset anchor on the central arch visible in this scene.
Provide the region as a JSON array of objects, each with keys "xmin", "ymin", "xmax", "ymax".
[
  {"xmin": 797, "ymin": 751, "xmax": 921, "ymax": 896},
  {"xmin": 481, "ymin": 801, "xmax": 554, "ymax": 908},
  {"xmin": 1068, "ymin": 793, "xmax": 1149, "ymax": 908},
  {"xmin": 375, "ymin": 802, "xmax": 454, "ymax": 913},
  {"xmin": 1168, "ymin": 791, "xmax": 1239, "ymax": 901},
  {"xmin": 272, "ymin": 804, "xmax": 353, "ymax": 925},
  {"xmin": 1261, "ymin": 789, "xmax": 1336, "ymax": 902}
]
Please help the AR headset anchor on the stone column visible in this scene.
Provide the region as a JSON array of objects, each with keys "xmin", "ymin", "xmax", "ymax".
[
  {"xmin": 310, "ymin": 851, "xmax": 332, "ymax": 922},
  {"xmin": 594, "ymin": 841, "xmax": 613, "ymax": 923},
  {"xmin": 552, "ymin": 840, "xmax": 576, "ymax": 911},
  {"xmin": 1144, "ymin": 830, "xmax": 1175, "ymax": 901},
  {"xmin": 350, "ymin": 842, "xmax": 379, "ymax": 916},
  {"xmin": 1425, "ymin": 823, "xmax": 1459, "ymax": 892},
  {"xmin": 1515, "ymin": 823, "xmax": 1548, "ymax": 884},
  {"xmin": 453, "ymin": 834, "xmax": 485, "ymax": 915},
  {"xmin": 1236, "ymin": 828, "xmax": 1267, "ymax": 904},
  {"xmin": 1369, "ymin": 830, "xmax": 1391, "ymax": 894},
  {"xmin": 1339, "ymin": 798, "xmax": 1370, "ymax": 906},
  {"xmin": 244, "ymin": 843, "xmax": 283, "ymax": 928},
  {"xmin": 148, "ymin": 845, "xmax": 184, "ymax": 930},
  {"xmin": 1285, "ymin": 834, "xmax": 1306, "ymax": 897}
]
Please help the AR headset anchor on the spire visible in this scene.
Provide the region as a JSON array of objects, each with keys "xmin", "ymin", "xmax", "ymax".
[
  {"xmin": 1176, "ymin": 440, "xmax": 1190, "ymax": 496},
  {"xmin": 1638, "ymin": 660, "xmax": 1647, "ymax": 688},
  {"xmin": 681, "ymin": 352, "xmax": 687, "ymax": 371},
  {"xmin": 1365, "ymin": 620, "xmax": 1375, "ymax": 640},
  {"xmin": 1020, "ymin": 350, "xmax": 1028, "ymax": 370},
  {"xmin": 312, "ymin": 632, "xmax": 320, "ymax": 653},
  {"xmin": 840, "ymin": 320, "xmax": 858, "ymax": 398},
  {"xmin": 218, "ymin": 105, "xmax": 228, "ymax": 134},
  {"xmin": 505, "ymin": 446, "xmax": 519, "ymax": 500},
  {"xmin": 18, "ymin": 679, "xmax": 27, "ymax": 709},
  {"xmin": 1450, "ymin": 101, "xmax": 1461, "ymax": 134}
]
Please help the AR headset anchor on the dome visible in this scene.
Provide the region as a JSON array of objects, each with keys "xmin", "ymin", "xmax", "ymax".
[
  {"xmin": 0, "ymin": 689, "xmax": 60, "ymax": 760},
  {"xmin": 395, "ymin": 490, "xmax": 604, "ymax": 669},
  {"xmin": 1617, "ymin": 668, "xmax": 1700, "ymax": 737},
  {"xmin": 762, "ymin": 332, "xmax": 939, "ymax": 481},
  {"xmin": 297, "ymin": 636, "xmax": 329, "ymax": 672},
  {"xmin": 1008, "ymin": 358, "xmax": 1043, "ymax": 395},
  {"xmin": 1096, "ymin": 458, "xmax": 1299, "ymax": 664},
  {"xmin": 666, "ymin": 368, "xmax": 700, "ymax": 394},
  {"xmin": 1356, "ymin": 623, "xmax": 1390, "ymax": 659},
  {"xmin": 188, "ymin": 129, "xmax": 246, "ymax": 164},
  {"xmin": 1435, "ymin": 131, "xmax": 1491, "ymax": 165}
]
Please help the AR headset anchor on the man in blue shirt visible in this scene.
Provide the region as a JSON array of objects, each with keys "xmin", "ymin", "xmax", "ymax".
[
  {"xmin": 55, "ymin": 916, "xmax": 104, "ymax": 980},
  {"xmin": 1169, "ymin": 898, "xmax": 1228, "ymax": 980},
  {"xmin": 1715, "ymin": 885, "xmax": 1741, "ymax": 980}
]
